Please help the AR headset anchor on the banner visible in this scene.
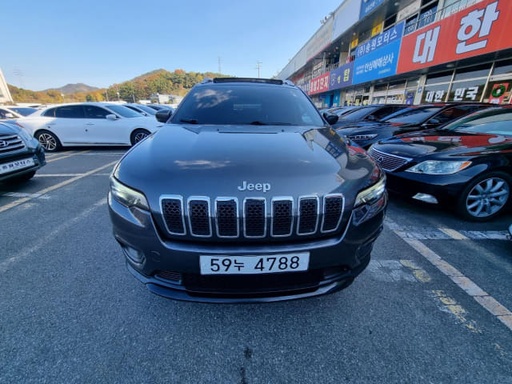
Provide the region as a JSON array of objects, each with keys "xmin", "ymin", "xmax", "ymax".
[
  {"xmin": 309, "ymin": 73, "xmax": 330, "ymax": 95},
  {"xmin": 360, "ymin": 0, "xmax": 385, "ymax": 19},
  {"xmin": 354, "ymin": 22, "xmax": 405, "ymax": 59},
  {"xmin": 353, "ymin": 39, "xmax": 402, "ymax": 84},
  {"xmin": 329, "ymin": 62, "xmax": 354, "ymax": 90},
  {"xmin": 397, "ymin": 0, "xmax": 512, "ymax": 74}
]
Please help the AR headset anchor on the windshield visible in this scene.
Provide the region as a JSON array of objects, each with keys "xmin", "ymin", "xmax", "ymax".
[
  {"xmin": 383, "ymin": 106, "xmax": 443, "ymax": 124},
  {"xmin": 442, "ymin": 109, "xmax": 512, "ymax": 136},
  {"xmin": 171, "ymin": 83, "xmax": 324, "ymax": 126},
  {"xmin": 338, "ymin": 106, "xmax": 378, "ymax": 121},
  {"xmin": 106, "ymin": 104, "xmax": 144, "ymax": 118},
  {"xmin": 9, "ymin": 107, "xmax": 37, "ymax": 116}
]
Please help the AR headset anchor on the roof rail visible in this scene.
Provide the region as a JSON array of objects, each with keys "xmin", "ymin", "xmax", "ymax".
[{"xmin": 212, "ymin": 78, "xmax": 284, "ymax": 85}]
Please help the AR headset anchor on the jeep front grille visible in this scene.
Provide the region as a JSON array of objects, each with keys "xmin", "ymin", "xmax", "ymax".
[
  {"xmin": 368, "ymin": 147, "xmax": 411, "ymax": 172},
  {"xmin": 0, "ymin": 134, "xmax": 25, "ymax": 154},
  {"xmin": 160, "ymin": 194, "xmax": 345, "ymax": 239}
]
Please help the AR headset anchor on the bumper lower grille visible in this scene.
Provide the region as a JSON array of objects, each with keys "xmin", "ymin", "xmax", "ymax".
[{"xmin": 160, "ymin": 194, "xmax": 345, "ymax": 240}]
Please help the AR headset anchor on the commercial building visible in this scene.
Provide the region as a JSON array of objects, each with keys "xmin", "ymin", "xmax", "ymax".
[{"xmin": 277, "ymin": 0, "xmax": 512, "ymax": 108}]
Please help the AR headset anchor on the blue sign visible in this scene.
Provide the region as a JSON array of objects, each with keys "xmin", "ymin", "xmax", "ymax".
[
  {"xmin": 359, "ymin": 0, "xmax": 385, "ymax": 19},
  {"xmin": 329, "ymin": 62, "xmax": 354, "ymax": 90},
  {"xmin": 353, "ymin": 39, "xmax": 402, "ymax": 84},
  {"xmin": 354, "ymin": 22, "xmax": 404, "ymax": 59}
]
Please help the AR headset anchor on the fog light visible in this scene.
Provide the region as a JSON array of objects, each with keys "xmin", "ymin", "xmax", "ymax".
[
  {"xmin": 121, "ymin": 244, "xmax": 146, "ymax": 264},
  {"xmin": 412, "ymin": 193, "xmax": 438, "ymax": 204}
]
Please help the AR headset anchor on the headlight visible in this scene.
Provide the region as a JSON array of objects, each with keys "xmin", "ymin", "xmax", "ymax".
[
  {"xmin": 406, "ymin": 160, "xmax": 471, "ymax": 175},
  {"xmin": 110, "ymin": 177, "xmax": 149, "ymax": 210},
  {"xmin": 355, "ymin": 176, "xmax": 386, "ymax": 207},
  {"xmin": 349, "ymin": 134, "xmax": 377, "ymax": 141},
  {"xmin": 16, "ymin": 127, "xmax": 33, "ymax": 142}
]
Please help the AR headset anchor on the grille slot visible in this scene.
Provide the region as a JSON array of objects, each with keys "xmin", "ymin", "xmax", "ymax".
[
  {"xmin": 0, "ymin": 134, "xmax": 25, "ymax": 154},
  {"xmin": 188, "ymin": 198, "xmax": 211, "ymax": 237},
  {"xmin": 298, "ymin": 197, "xmax": 319, "ymax": 235},
  {"xmin": 244, "ymin": 198, "xmax": 266, "ymax": 238},
  {"xmin": 368, "ymin": 147, "xmax": 411, "ymax": 172},
  {"xmin": 161, "ymin": 194, "xmax": 345, "ymax": 240}
]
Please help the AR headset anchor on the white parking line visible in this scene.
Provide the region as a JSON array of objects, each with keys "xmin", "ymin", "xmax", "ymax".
[
  {"xmin": 386, "ymin": 218, "xmax": 512, "ymax": 331},
  {"xmin": 0, "ymin": 161, "xmax": 117, "ymax": 214},
  {"xmin": 0, "ymin": 197, "xmax": 107, "ymax": 273}
]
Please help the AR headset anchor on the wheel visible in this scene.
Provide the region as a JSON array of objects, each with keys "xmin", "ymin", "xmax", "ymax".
[
  {"xmin": 457, "ymin": 171, "xmax": 511, "ymax": 221},
  {"xmin": 130, "ymin": 129, "xmax": 150, "ymax": 145},
  {"xmin": 35, "ymin": 130, "xmax": 61, "ymax": 152}
]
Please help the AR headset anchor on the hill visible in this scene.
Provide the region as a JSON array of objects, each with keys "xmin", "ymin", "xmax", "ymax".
[{"xmin": 8, "ymin": 69, "xmax": 228, "ymax": 104}]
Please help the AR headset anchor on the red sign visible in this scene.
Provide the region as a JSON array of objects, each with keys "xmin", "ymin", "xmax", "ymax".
[
  {"xmin": 397, "ymin": 0, "xmax": 512, "ymax": 74},
  {"xmin": 309, "ymin": 73, "xmax": 330, "ymax": 95}
]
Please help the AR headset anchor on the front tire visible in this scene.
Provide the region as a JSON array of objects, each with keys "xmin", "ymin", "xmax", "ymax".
[
  {"xmin": 456, "ymin": 171, "xmax": 511, "ymax": 221},
  {"xmin": 130, "ymin": 129, "xmax": 150, "ymax": 146},
  {"xmin": 35, "ymin": 130, "xmax": 61, "ymax": 152}
]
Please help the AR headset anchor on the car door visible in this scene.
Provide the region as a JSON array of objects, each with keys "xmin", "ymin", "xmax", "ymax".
[
  {"xmin": 83, "ymin": 105, "xmax": 130, "ymax": 145},
  {"xmin": 51, "ymin": 105, "xmax": 87, "ymax": 145}
]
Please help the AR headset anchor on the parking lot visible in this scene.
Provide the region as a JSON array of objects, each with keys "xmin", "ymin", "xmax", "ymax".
[{"xmin": 1, "ymin": 148, "xmax": 512, "ymax": 383}]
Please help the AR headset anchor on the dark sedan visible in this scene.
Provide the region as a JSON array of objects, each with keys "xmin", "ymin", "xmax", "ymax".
[
  {"xmin": 337, "ymin": 103, "xmax": 493, "ymax": 149},
  {"xmin": 331, "ymin": 104, "xmax": 408, "ymax": 130},
  {"xmin": 368, "ymin": 106, "xmax": 512, "ymax": 221},
  {"xmin": 0, "ymin": 121, "xmax": 46, "ymax": 183}
]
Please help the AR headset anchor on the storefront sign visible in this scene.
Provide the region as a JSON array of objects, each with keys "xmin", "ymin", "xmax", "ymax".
[
  {"xmin": 309, "ymin": 72, "xmax": 330, "ymax": 95},
  {"xmin": 489, "ymin": 82, "xmax": 510, "ymax": 103},
  {"xmin": 354, "ymin": 22, "xmax": 404, "ymax": 59},
  {"xmin": 353, "ymin": 39, "xmax": 402, "ymax": 84},
  {"xmin": 329, "ymin": 62, "xmax": 354, "ymax": 90},
  {"xmin": 397, "ymin": 0, "xmax": 512, "ymax": 74},
  {"xmin": 360, "ymin": 0, "xmax": 385, "ymax": 19}
]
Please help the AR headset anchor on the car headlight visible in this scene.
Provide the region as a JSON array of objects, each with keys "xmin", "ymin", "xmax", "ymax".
[
  {"xmin": 110, "ymin": 177, "xmax": 149, "ymax": 210},
  {"xmin": 349, "ymin": 134, "xmax": 378, "ymax": 141},
  {"xmin": 355, "ymin": 176, "xmax": 386, "ymax": 207},
  {"xmin": 406, "ymin": 160, "xmax": 472, "ymax": 175}
]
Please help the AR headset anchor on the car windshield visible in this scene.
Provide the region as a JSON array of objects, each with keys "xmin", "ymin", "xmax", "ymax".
[
  {"xmin": 338, "ymin": 106, "xmax": 378, "ymax": 121},
  {"xmin": 134, "ymin": 104, "xmax": 157, "ymax": 115},
  {"xmin": 442, "ymin": 110, "xmax": 512, "ymax": 136},
  {"xmin": 383, "ymin": 106, "xmax": 443, "ymax": 124},
  {"xmin": 106, "ymin": 104, "xmax": 144, "ymax": 118},
  {"xmin": 9, "ymin": 107, "xmax": 37, "ymax": 116},
  {"xmin": 171, "ymin": 83, "xmax": 325, "ymax": 126}
]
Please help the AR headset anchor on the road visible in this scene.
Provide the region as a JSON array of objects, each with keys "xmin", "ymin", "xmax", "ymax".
[{"xmin": 1, "ymin": 148, "xmax": 511, "ymax": 384}]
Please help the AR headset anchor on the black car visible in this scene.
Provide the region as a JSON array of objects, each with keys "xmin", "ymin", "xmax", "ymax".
[
  {"xmin": 331, "ymin": 104, "xmax": 408, "ymax": 130},
  {"xmin": 0, "ymin": 121, "xmax": 46, "ymax": 183},
  {"xmin": 368, "ymin": 106, "xmax": 512, "ymax": 221},
  {"xmin": 337, "ymin": 103, "xmax": 493, "ymax": 149},
  {"xmin": 108, "ymin": 78, "xmax": 387, "ymax": 303}
]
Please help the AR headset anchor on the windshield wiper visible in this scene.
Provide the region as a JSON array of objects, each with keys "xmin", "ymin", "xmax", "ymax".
[
  {"xmin": 249, "ymin": 121, "xmax": 293, "ymax": 126},
  {"xmin": 180, "ymin": 118, "xmax": 198, "ymax": 124}
]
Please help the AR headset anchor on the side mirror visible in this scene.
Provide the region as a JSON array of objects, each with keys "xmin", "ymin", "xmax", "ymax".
[
  {"xmin": 323, "ymin": 112, "xmax": 339, "ymax": 125},
  {"xmin": 421, "ymin": 118, "xmax": 440, "ymax": 128},
  {"xmin": 5, "ymin": 112, "xmax": 15, "ymax": 118},
  {"xmin": 156, "ymin": 109, "xmax": 172, "ymax": 123},
  {"xmin": 106, "ymin": 114, "xmax": 118, "ymax": 121}
]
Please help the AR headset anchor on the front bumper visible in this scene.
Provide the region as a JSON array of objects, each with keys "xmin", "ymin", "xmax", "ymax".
[
  {"xmin": 0, "ymin": 146, "xmax": 46, "ymax": 183},
  {"xmin": 108, "ymin": 193, "xmax": 385, "ymax": 303}
]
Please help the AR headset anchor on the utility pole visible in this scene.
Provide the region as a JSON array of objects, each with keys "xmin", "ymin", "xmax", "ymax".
[{"xmin": 256, "ymin": 61, "xmax": 262, "ymax": 78}]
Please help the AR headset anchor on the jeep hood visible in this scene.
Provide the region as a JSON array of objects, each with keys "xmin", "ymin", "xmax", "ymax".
[{"xmin": 114, "ymin": 124, "xmax": 379, "ymax": 205}]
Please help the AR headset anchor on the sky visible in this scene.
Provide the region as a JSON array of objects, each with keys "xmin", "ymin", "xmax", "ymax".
[{"xmin": 2, "ymin": 0, "xmax": 343, "ymax": 91}]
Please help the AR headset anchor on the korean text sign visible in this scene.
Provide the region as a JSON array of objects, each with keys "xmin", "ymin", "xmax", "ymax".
[
  {"xmin": 397, "ymin": 0, "xmax": 512, "ymax": 74},
  {"xmin": 329, "ymin": 62, "xmax": 354, "ymax": 90},
  {"xmin": 353, "ymin": 39, "xmax": 402, "ymax": 84}
]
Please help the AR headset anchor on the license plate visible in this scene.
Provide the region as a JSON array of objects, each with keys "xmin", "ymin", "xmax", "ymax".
[
  {"xmin": 200, "ymin": 252, "xmax": 310, "ymax": 275},
  {"xmin": 0, "ymin": 158, "xmax": 35, "ymax": 175}
]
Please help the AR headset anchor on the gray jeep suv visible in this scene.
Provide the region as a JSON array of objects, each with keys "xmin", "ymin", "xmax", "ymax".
[{"xmin": 108, "ymin": 78, "xmax": 387, "ymax": 303}]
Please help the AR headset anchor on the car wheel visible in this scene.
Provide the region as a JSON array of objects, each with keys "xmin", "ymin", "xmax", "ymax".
[
  {"xmin": 457, "ymin": 171, "xmax": 511, "ymax": 221},
  {"xmin": 130, "ymin": 129, "xmax": 150, "ymax": 145},
  {"xmin": 35, "ymin": 130, "xmax": 61, "ymax": 152}
]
